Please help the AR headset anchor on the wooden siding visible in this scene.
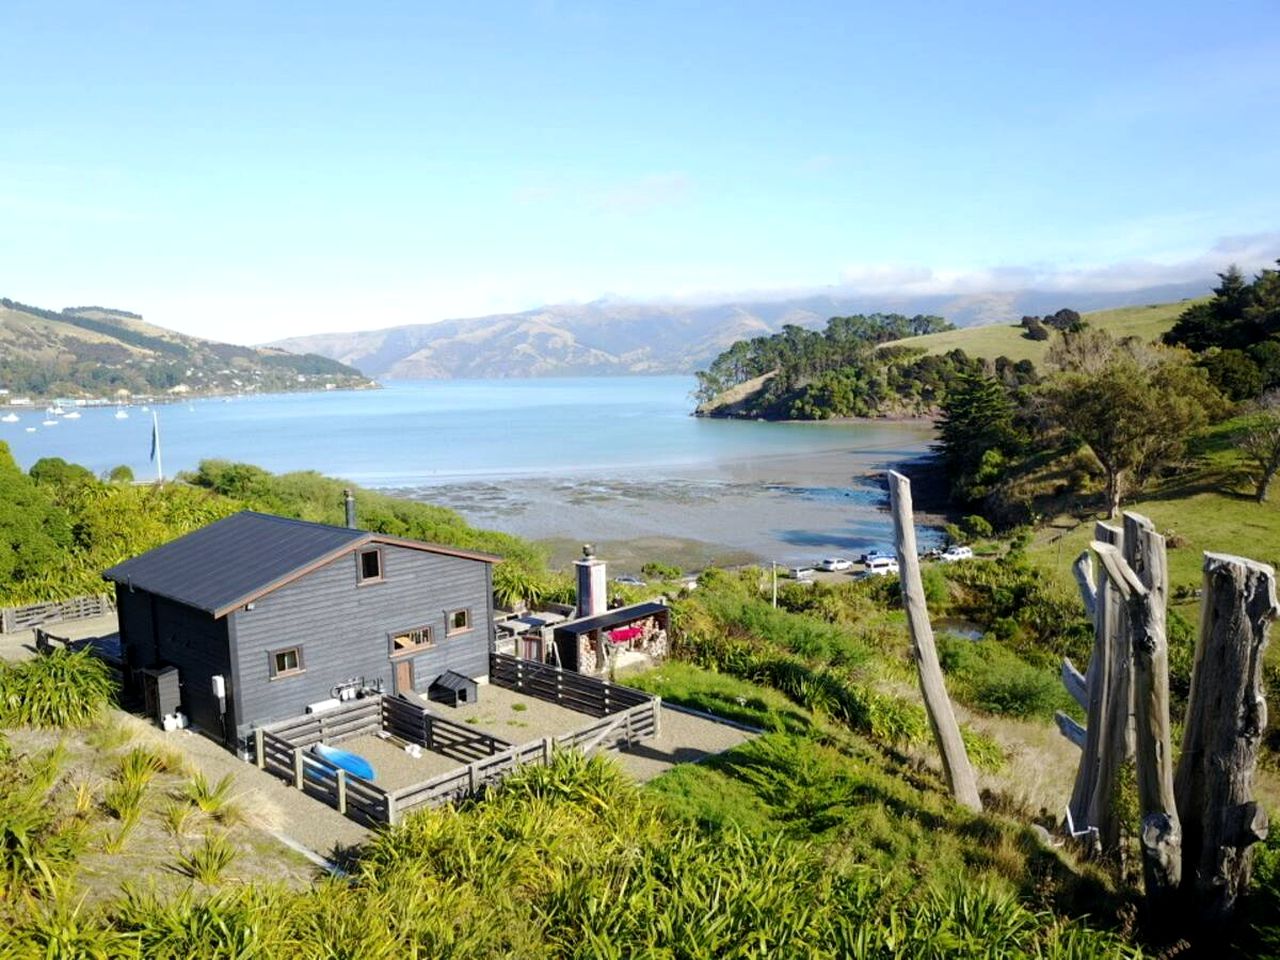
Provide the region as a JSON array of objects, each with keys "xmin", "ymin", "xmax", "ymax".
[
  {"xmin": 228, "ymin": 543, "xmax": 492, "ymax": 740},
  {"xmin": 152, "ymin": 596, "xmax": 233, "ymax": 740}
]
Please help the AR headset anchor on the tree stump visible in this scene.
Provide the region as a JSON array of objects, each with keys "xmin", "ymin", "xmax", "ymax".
[{"xmin": 1174, "ymin": 552, "xmax": 1278, "ymax": 932}]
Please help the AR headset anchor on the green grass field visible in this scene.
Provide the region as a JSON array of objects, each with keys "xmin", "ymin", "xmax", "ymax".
[
  {"xmin": 1027, "ymin": 418, "xmax": 1280, "ymax": 596},
  {"xmin": 882, "ymin": 299, "xmax": 1203, "ymax": 364}
]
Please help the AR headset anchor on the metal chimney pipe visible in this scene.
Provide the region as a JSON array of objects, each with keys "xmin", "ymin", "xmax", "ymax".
[{"xmin": 343, "ymin": 489, "xmax": 357, "ymax": 529}]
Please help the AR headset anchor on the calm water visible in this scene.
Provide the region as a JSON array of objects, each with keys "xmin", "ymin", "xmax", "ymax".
[{"xmin": 1, "ymin": 377, "xmax": 937, "ymax": 564}]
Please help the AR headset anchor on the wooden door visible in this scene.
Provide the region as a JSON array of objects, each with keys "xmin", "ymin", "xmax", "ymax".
[{"xmin": 394, "ymin": 659, "xmax": 414, "ymax": 695}]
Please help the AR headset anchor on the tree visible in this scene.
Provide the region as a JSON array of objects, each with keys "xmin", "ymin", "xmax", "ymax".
[
  {"xmin": 936, "ymin": 372, "xmax": 1023, "ymax": 501},
  {"xmin": 0, "ymin": 443, "xmax": 73, "ymax": 585},
  {"xmin": 1202, "ymin": 348, "xmax": 1264, "ymax": 401},
  {"xmin": 1165, "ymin": 265, "xmax": 1254, "ymax": 352},
  {"xmin": 1042, "ymin": 338, "xmax": 1221, "ymax": 517},
  {"xmin": 29, "ymin": 457, "xmax": 96, "ymax": 486},
  {"xmin": 1237, "ymin": 393, "xmax": 1280, "ymax": 503},
  {"xmin": 107, "ymin": 464, "xmax": 135, "ymax": 483}
]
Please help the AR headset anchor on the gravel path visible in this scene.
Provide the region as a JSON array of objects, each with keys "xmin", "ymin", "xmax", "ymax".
[{"xmin": 614, "ymin": 706, "xmax": 755, "ymax": 782}]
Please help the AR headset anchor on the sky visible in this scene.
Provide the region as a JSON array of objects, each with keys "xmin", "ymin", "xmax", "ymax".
[{"xmin": 2, "ymin": 1, "xmax": 1279, "ymax": 343}]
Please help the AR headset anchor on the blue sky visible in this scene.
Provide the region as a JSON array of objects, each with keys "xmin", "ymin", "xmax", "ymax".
[{"xmin": 2, "ymin": 1, "xmax": 1278, "ymax": 342}]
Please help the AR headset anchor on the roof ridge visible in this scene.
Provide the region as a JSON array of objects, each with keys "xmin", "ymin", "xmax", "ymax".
[{"xmin": 237, "ymin": 509, "xmax": 367, "ymax": 536}]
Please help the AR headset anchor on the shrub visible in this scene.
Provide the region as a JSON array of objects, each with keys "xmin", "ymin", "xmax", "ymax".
[
  {"xmin": 963, "ymin": 514, "xmax": 994, "ymax": 540},
  {"xmin": 181, "ymin": 772, "xmax": 236, "ymax": 816},
  {"xmin": 641, "ymin": 561, "xmax": 682, "ymax": 580},
  {"xmin": 0, "ymin": 649, "xmax": 116, "ymax": 728},
  {"xmin": 176, "ymin": 832, "xmax": 238, "ymax": 884}
]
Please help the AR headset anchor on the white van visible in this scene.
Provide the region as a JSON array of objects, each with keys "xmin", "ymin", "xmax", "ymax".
[{"xmin": 865, "ymin": 557, "xmax": 899, "ymax": 576}]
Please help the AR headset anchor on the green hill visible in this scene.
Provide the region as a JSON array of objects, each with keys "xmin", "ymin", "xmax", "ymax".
[
  {"xmin": 881, "ymin": 299, "xmax": 1203, "ymax": 364},
  {"xmin": 0, "ymin": 298, "xmax": 375, "ymax": 399}
]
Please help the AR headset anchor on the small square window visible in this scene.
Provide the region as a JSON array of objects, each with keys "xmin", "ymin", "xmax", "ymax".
[
  {"xmin": 359, "ymin": 548, "xmax": 382, "ymax": 582},
  {"xmin": 447, "ymin": 608, "xmax": 471, "ymax": 635},
  {"xmin": 270, "ymin": 646, "xmax": 304, "ymax": 678}
]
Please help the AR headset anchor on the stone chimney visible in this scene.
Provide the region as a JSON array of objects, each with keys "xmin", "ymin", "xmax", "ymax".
[
  {"xmin": 343, "ymin": 489, "xmax": 357, "ymax": 529},
  {"xmin": 574, "ymin": 544, "xmax": 607, "ymax": 619}
]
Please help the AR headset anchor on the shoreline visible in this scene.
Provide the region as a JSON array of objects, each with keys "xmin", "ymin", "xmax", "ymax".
[{"xmin": 400, "ymin": 434, "xmax": 949, "ymax": 573}]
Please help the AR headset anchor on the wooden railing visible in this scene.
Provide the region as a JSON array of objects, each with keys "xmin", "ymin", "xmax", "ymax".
[
  {"xmin": 384, "ymin": 696, "xmax": 660, "ymax": 824},
  {"xmin": 489, "ymin": 652, "xmax": 652, "ymax": 717},
  {"xmin": 1, "ymin": 593, "xmax": 114, "ymax": 633},
  {"xmin": 253, "ymin": 680, "xmax": 661, "ymax": 826},
  {"xmin": 381, "ymin": 695, "xmax": 510, "ymax": 762}
]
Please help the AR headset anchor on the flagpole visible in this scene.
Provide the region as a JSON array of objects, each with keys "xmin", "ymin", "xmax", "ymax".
[{"xmin": 152, "ymin": 410, "xmax": 164, "ymax": 484}]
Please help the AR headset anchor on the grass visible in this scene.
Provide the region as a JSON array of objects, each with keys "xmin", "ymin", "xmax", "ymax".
[
  {"xmin": 881, "ymin": 299, "xmax": 1199, "ymax": 365},
  {"xmin": 1028, "ymin": 418, "xmax": 1280, "ymax": 596}
]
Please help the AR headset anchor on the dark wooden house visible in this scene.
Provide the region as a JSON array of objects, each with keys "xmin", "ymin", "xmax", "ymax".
[{"xmin": 103, "ymin": 511, "xmax": 498, "ymax": 752}]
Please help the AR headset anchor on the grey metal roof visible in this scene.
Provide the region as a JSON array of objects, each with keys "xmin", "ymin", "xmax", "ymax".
[
  {"xmin": 553, "ymin": 601, "xmax": 669, "ymax": 637},
  {"xmin": 103, "ymin": 511, "xmax": 369, "ymax": 617}
]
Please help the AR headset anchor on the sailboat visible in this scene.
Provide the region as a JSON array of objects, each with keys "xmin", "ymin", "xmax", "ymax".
[
  {"xmin": 115, "ymin": 408, "xmax": 129, "ymax": 420},
  {"xmin": 1, "ymin": 413, "xmax": 18, "ymax": 423}
]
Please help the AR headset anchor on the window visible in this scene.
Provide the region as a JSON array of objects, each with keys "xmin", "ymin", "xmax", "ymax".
[
  {"xmin": 269, "ymin": 646, "xmax": 305, "ymax": 679},
  {"xmin": 358, "ymin": 548, "xmax": 382, "ymax": 583},
  {"xmin": 447, "ymin": 608, "xmax": 471, "ymax": 635},
  {"xmin": 389, "ymin": 625, "xmax": 434, "ymax": 657}
]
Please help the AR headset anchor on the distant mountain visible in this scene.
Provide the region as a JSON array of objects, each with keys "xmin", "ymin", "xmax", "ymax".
[
  {"xmin": 268, "ymin": 280, "xmax": 1211, "ymax": 380},
  {"xmin": 0, "ymin": 298, "xmax": 374, "ymax": 399}
]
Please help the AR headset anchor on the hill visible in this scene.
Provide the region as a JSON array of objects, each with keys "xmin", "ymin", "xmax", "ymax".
[
  {"xmin": 879, "ymin": 299, "xmax": 1202, "ymax": 364},
  {"xmin": 0, "ymin": 298, "xmax": 374, "ymax": 399},
  {"xmin": 269, "ymin": 281, "xmax": 1211, "ymax": 380}
]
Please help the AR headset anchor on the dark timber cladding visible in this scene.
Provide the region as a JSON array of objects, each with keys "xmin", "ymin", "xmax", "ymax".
[{"xmin": 102, "ymin": 511, "xmax": 500, "ymax": 749}]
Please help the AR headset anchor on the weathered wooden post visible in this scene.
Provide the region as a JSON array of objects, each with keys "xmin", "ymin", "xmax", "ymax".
[
  {"xmin": 336, "ymin": 768, "xmax": 347, "ymax": 815},
  {"xmin": 1093, "ymin": 513, "xmax": 1182, "ymax": 909},
  {"xmin": 292, "ymin": 748, "xmax": 305, "ymax": 790},
  {"xmin": 887, "ymin": 471, "xmax": 982, "ymax": 813},
  {"xmin": 1174, "ymin": 552, "xmax": 1278, "ymax": 931},
  {"xmin": 254, "ymin": 728, "xmax": 265, "ymax": 770},
  {"xmin": 1061, "ymin": 546, "xmax": 1107, "ymax": 853},
  {"xmin": 1092, "ymin": 522, "xmax": 1134, "ymax": 854}
]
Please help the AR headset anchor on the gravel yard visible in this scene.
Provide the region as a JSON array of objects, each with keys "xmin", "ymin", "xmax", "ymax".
[{"xmin": 445, "ymin": 682, "xmax": 597, "ymax": 743}]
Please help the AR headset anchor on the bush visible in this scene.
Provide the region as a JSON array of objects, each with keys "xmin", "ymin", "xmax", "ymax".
[
  {"xmin": 641, "ymin": 561, "xmax": 682, "ymax": 580},
  {"xmin": 0, "ymin": 650, "xmax": 116, "ymax": 727},
  {"xmin": 107, "ymin": 464, "xmax": 135, "ymax": 483},
  {"xmin": 938, "ymin": 635, "xmax": 1068, "ymax": 719},
  {"xmin": 962, "ymin": 514, "xmax": 994, "ymax": 540}
]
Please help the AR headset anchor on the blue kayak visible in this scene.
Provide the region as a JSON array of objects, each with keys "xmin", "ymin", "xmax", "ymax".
[{"xmin": 312, "ymin": 743, "xmax": 376, "ymax": 782}]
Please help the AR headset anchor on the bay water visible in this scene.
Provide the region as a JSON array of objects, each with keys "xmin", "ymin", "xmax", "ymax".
[{"xmin": 2, "ymin": 377, "xmax": 937, "ymax": 566}]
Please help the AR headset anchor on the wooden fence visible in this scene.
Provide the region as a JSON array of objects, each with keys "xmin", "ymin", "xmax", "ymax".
[
  {"xmin": 381, "ymin": 695, "xmax": 510, "ymax": 762},
  {"xmin": 1, "ymin": 594, "xmax": 114, "ymax": 633},
  {"xmin": 253, "ymin": 678, "xmax": 661, "ymax": 826},
  {"xmin": 384, "ymin": 697, "xmax": 660, "ymax": 823},
  {"xmin": 489, "ymin": 652, "xmax": 652, "ymax": 716}
]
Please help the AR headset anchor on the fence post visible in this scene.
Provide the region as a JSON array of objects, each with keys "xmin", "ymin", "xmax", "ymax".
[
  {"xmin": 555, "ymin": 665, "xmax": 563, "ymax": 704},
  {"xmin": 386, "ymin": 793, "xmax": 399, "ymax": 826},
  {"xmin": 292, "ymin": 748, "xmax": 304, "ymax": 790},
  {"xmin": 602, "ymin": 680, "xmax": 610, "ymax": 716},
  {"xmin": 336, "ymin": 769, "xmax": 347, "ymax": 815},
  {"xmin": 254, "ymin": 729, "xmax": 265, "ymax": 770},
  {"xmin": 653, "ymin": 695, "xmax": 662, "ymax": 737},
  {"xmin": 1174, "ymin": 552, "xmax": 1278, "ymax": 933},
  {"xmin": 468, "ymin": 761, "xmax": 479, "ymax": 794},
  {"xmin": 542, "ymin": 735, "xmax": 554, "ymax": 765}
]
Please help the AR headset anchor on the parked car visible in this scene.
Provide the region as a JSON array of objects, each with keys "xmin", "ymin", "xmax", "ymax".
[
  {"xmin": 787, "ymin": 566, "xmax": 817, "ymax": 580},
  {"xmin": 864, "ymin": 557, "xmax": 900, "ymax": 576},
  {"xmin": 614, "ymin": 575, "xmax": 648, "ymax": 586},
  {"xmin": 860, "ymin": 550, "xmax": 895, "ymax": 565},
  {"xmin": 818, "ymin": 557, "xmax": 853, "ymax": 572},
  {"xmin": 939, "ymin": 546, "xmax": 974, "ymax": 563}
]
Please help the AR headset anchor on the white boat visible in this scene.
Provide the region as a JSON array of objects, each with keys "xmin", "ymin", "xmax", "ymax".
[
  {"xmin": 115, "ymin": 409, "xmax": 129, "ymax": 420},
  {"xmin": 42, "ymin": 419, "xmax": 59, "ymax": 426},
  {"xmin": 24, "ymin": 426, "xmax": 36, "ymax": 432},
  {"xmin": 62, "ymin": 410, "xmax": 81, "ymax": 419},
  {"xmin": 1, "ymin": 413, "xmax": 18, "ymax": 423}
]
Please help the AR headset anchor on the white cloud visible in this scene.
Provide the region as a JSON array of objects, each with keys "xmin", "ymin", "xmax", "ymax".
[{"xmin": 592, "ymin": 172, "xmax": 692, "ymax": 213}]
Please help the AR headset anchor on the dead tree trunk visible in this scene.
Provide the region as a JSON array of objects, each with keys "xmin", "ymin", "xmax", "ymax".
[
  {"xmin": 1110, "ymin": 513, "xmax": 1182, "ymax": 909},
  {"xmin": 887, "ymin": 470, "xmax": 982, "ymax": 813},
  {"xmin": 1174, "ymin": 552, "xmax": 1278, "ymax": 932}
]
